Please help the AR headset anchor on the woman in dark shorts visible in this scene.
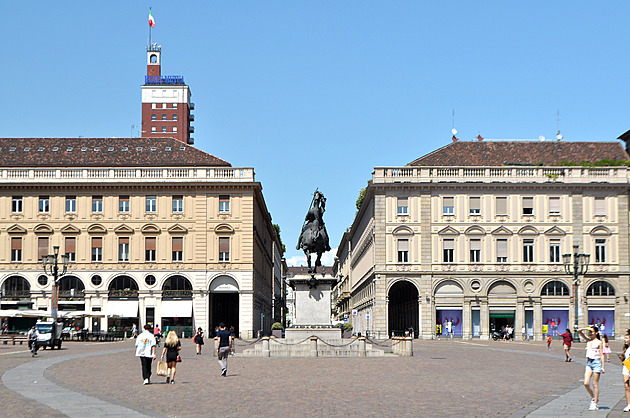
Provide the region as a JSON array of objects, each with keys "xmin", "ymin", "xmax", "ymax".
[
  {"xmin": 194, "ymin": 327, "xmax": 204, "ymax": 355},
  {"xmin": 160, "ymin": 330, "xmax": 181, "ymax": 384}
]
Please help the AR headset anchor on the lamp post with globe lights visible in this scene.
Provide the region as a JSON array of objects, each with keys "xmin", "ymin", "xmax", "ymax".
[
  {"xmin": 562, "ymin": 245, "xmax": 589, "ymax": 341},
  {"xmin": 42, "ymin": 246, "xmax": 70, "ymax": 328}
]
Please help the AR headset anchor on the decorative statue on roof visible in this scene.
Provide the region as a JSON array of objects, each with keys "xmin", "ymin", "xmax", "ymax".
[{"xmin": 296, "ymin": 190, "xmax": 331, "ymax": 274}]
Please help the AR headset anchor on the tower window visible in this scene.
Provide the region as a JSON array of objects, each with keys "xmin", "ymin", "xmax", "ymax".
[
  {"xmin": 173, "ymin": 127, "xmax": 177, "ymax": 133},
  {"xmin": 162, "ymin": 127, "xmax": 167, "ymax": 133},
  {"xmin": 162, "ymin": 114, "xmax": 166, "ymax": 121},
  {"xmin": 151, "ymin": 127, "xmax": 156, "ymax": 133},
  {"xmin": 150, "ymin": 54, "xmax": 158, "ymax": 63},
  {"xmin": 173, "ymin": 103, "xmax": 178, "ymax": 109},
  {"xmin": 151, "ymin": 114, "xmax": 156, "ymax": 121},
  {"xmin": 172, "ymin": 114, "xmax": 177, "ymax": 121}
]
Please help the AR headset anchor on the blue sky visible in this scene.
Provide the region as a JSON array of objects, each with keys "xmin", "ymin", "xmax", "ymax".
[{"xmin": 1, "ymin": 2, "xmax": 629, "ymax": 266}]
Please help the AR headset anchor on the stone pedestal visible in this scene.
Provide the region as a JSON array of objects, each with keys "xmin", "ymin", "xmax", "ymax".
[{"xmin": 285, "ymin": 274, "xmax": 341, "ymax": 340}]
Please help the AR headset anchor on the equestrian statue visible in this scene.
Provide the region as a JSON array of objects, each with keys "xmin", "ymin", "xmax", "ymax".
[{"xmin": 296, "ymin": 190, "xmax": 331, "ymax": 274}]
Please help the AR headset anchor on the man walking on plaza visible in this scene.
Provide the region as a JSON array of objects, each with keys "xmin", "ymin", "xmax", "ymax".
[
  {"xmin": 216, "ymin": 322, "xmax": 233, "ymax": 377},
  {"xmin": 136, "ymin": 324, "xmax": 156, "ymax": 385}
]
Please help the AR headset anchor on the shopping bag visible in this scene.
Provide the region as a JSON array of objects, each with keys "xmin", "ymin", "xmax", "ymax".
[
  {"xmin": 156, "ymin": 360, "xmax": 168, "ymax": 376},
  {"xmin": 176, "ymin": 355, "xmax": 182, "ymax": 363},
  {"xmin": 623, "ymin": 357, "xmax": 630, "ymax": 372}
]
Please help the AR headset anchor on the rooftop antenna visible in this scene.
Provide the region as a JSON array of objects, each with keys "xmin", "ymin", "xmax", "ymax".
[
  {"xmin": 556, "ymin": 110, "xmax": 563, "ymax": 140},
  {"xmin": 131, "ymin": 124, "xmax": 136, "ymax": 138}
]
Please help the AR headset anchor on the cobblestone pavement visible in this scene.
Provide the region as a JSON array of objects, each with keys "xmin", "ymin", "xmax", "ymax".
[{"xmin": 3, "ymin": 338, "xmax": 630, "ymax": 417}]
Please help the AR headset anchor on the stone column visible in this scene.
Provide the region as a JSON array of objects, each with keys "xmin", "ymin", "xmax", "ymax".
[
  {"xmin": 514, "ymin": 300, "xmax": 524, "ymax": 338},
  {"xmin": 533, "ymin": 300, "xmax": 543, "ymax": 341},
  {"xmin": 310, "ymin": 336, "xmax": 318, "ymax": 357},
  {"xmin": 261, "ymin": 336, "xmax": 270, "ymax": 357},
  {"xmin": 358, "ymin": 336, "xmax": 366, "ymax": 357},
  {"xmin": 462, "ymin": 300, "xmax": 471, "ymax": 339},
  {"xmin": 479, "ymin": 299, "xmax": 489, "ymax": 340}
]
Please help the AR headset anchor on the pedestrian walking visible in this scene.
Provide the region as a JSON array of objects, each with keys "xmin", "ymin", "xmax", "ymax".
[
  {"xmin": 522, "ymin": 325, "xmax": 527, "ymax": 341},
  {"xmin": 160, "ymin": 330, "xmax": 181, "ymax": 384},
  {"xmin": 559, "ymin": 328, "xmax": 573, "ymax": 362},
  {"xmin": 446, "ymin": 320, "xmax": 452, "ymax": 338},
  {"xmin": 546, "ymin": 335, "xmax": 552, "ymax": 350},
  {"xmin": 131, "ymin": 323, "xmax": 138, "ymax": 339},
  {"xmin": 193, "ymin": 327, "xmax": 204, "ymax": 355},
  {"xmin": 616, "ymin": 332, "xmax": 630, "ymax": 412},
  {"xmin": 578, "ymin": 326, "xmax": 605, "ymax": 411},
  {"xmin": 216, "ymin": 322, "xmax": 233, "ymax": 377},
  {"xmin": 27, "ymin": 326, "xmax": 39, "ymax": 357},
  {"xmin": 602, "ymin": 334, "xmax": 611, "ymax": 362},
  {"xmin": 229, "ymin": 325, "xmax": 236, "ymax": 355},
  {"xmin": 135, "ymin": 324, "xmax": 157, "ymax": 385}
]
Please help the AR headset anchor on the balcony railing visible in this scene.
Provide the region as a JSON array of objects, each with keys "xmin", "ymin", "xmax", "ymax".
[
  {"xmin": 162, "ymin": 290, "xmax": 193, "ymax": 299},
  {"xmin": 3, "ymin": 167, "xmax": 255, "ymax": 183},
  {"xmin": 58, "ymin": 290, "xmax": 85, "ymax": 300},
  {"xmin": 108, "ymin": 289, "xmax": 139, "ymax": 299},
  {"xmin": 1, "ymin": 290, "xmax": 31, "ymax": 299},
  {"xmin": 373, "ymin": 166, "xmax": 629, "ymax": 184}
]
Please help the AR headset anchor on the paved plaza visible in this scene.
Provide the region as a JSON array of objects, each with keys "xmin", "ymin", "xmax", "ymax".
[{"xmin": 2, "ymin": 338, "xmax": 630, "ymax": 417}]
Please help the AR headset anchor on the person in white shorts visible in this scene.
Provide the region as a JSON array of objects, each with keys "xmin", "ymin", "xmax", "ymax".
[{"xmin": 617, "ymin": 332, "xmax": 630, "ymax": 412}]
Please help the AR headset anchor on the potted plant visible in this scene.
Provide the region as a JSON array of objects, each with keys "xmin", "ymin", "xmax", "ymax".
[
  {"xmin": 271, "ymin": 322, "xmax": 283, "ymax": 338},
  {"xmin": 342, "ymin": 323, "xmax": 353, "ymax": 338}
]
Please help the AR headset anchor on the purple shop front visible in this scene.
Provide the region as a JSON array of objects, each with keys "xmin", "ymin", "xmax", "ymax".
[
  {"xmin": 437, "ymin": 309, "xmax": 462, "ymax": 336},
  {"xmin": 588, "ymin": 310, "xmax": 615, "ymax": 337},
  {"xmin": 542, "ymin": 310, "xmax": 568, "ymax": 336}
]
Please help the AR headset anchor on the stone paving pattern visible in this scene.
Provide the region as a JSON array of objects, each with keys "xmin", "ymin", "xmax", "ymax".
[{"xmin": 4, "ymin": 338, "xmax": 630, "ymax": 417}]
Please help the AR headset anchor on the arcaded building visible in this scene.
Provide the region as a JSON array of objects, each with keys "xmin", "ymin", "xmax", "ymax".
[{"xmin": 334, "ymin": 139, "xmax": 630, "ymax": 340}]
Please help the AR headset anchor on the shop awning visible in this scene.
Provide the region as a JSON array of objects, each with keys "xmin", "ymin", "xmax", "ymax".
[
  {"xmin": 106, "ymin": 301, "xmax": 139, "ymax": 318},
  {"xmin": 160, "ymin": 300, "xmax": 193, "ymax": 318}
]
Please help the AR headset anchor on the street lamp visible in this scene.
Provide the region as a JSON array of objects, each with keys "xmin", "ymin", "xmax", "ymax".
[
  {"xmin": 42, "ymin": 245, "xmax": 70, "ymax": 327},
  {"xmin": 562, "ymin": 245, "xmax": 590, "ymax": 341}
]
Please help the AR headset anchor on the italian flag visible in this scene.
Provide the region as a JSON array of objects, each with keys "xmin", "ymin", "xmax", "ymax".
[{"xmin": 149, "ymin": 11, "xmax": 156, "ymax": 28}]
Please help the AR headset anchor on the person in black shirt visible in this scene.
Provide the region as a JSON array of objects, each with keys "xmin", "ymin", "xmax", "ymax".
[
  {"xmin": 216, "ymin": 322, "xmax": 233, "ymax": 377},
  {"xmin": 160, "ymin": 330, "xmax": 181, "ymax": 384}
]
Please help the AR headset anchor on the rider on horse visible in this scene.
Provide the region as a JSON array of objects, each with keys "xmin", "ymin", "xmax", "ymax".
[{"xmin": 296, "ymin": 190, "xmax": 331, "ymax": 273}]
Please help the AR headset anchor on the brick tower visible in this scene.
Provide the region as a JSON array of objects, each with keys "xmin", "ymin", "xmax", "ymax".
[{"xmin": 141, "ymin": 44, "xmax": 194, "ymax": 144}]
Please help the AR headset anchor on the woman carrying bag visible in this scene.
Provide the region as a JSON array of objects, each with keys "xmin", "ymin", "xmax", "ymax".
[
  {"xmin": 160, "ymin": 330, "xmax": 181, "ymax": 384},
  {"xmin": 617, "ymin": 332, "xmax": 630, "ymax": 412}
]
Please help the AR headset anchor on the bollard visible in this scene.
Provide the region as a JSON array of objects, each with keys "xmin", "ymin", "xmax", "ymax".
[
  {"xmin": 403, "ymin": 336, "xmax": 413, "ymax": 357},
  {"xmin": 310, "ymin": 336, "xmax": 318, "ymax": 357},
  {"xmin": 182, "ymin": 331, "xmax": 185, "ymax": 339},
  {"xmin": 358, "ymin": 336, "xmax": 366, "ymax": 357},
  {"xmin": 262, "ymin": 336, "xmax": 270, "ymax": 357},
  {"xmin": 124, "ymin": 331, "xmax": 127, "ymax": 339}
]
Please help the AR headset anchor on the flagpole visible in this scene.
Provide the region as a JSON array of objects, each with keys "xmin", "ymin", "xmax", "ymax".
[{"xmin": 149, "ymin": 7, "xmax": 152, "ymax": 47}]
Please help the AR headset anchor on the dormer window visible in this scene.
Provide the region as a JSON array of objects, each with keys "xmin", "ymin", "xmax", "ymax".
[
  {"xmin": 108, "ymin": 147, "xmax": 114, "ymax": 152},
  {"xmin": 37, "ymin": 147, "xmax": 44, "ymax": 152},
  {"xmin": 52, "ymin": 147, "xmax": 58, "ymax": 152},
  {"xmin": 67, "ymin": 147, "xmax": 73, "ymax": 151},
  {"xmin": 122, "ymin": 147, "xmax": 128, "ymax": 151},
  {"xmin": 81, "ymin": 147, "xmax": 87, "ymax": 152},
  {"xmin": 24, "ymin": 147, "xmax": 30, "ymax": 151}
]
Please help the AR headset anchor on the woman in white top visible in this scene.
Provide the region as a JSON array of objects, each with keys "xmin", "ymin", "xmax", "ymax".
[
  {"xmin": 578, "ymin": 326, "xmax": 605, "ymax": 411},
  {"xmin": 617, "ymin": 333, "xmax": 630, "ymax": 412}
]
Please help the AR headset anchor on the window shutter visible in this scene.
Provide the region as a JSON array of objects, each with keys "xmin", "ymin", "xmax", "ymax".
[
  {"xmin": 549, "ymin": 197, "xmax": 560, "ymax": 213},
  {"xmin": 497, "ymin": 239, "xmax": 507, "ymax": 257},
  {"xmin": 397, "ymin": 239, "xmax": 409, "ymax": 251},
  {"xmin": 444, "ymin": 239, "xmax": 454, "ymax": 249},
  {"xmin": 470, "ymin": 239, "xmax": 481, "ymax": 250},
  {"xmin": 470, "ymin": 197, "xmax": 481, "ymax": 211},
  {"xmin": 219, "ymin": 237, "xmax": 229, "ymax": 253},
  {"xmin": 65, "ymin": 237, "xmax": 76, "ymax": 253},
  {"xmin": 595, "ymin": 197, "xmax": 606, "ymax": 215},
  {"xmin": 38, "ymin": 237, "xmax": 49, "ymax": 260},
  {"xmin": 11, "ymin": 237, "xmax": 21, "ymax": 250},
  {"xmin": 119, "ymin": 237, "xmax": 129, "ymax": 245},
  {"xmin": 92, "ymin": 237, "xmax": 102, "ymax": 248},
  {"xmin": 172, "ymin": 237, "xmax": 183, "ymax": 252},
  {"xmin": 146, "ymin": 237, "xmax": 156, "ymax": 251},
  {"xmin": 496, "ymin": 197, "xmax": 507, "ymax": 215}
]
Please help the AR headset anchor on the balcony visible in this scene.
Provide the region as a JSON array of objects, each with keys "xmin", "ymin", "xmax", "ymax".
[
  {"xmin": 162, "ymin": 289, "xmax": 193, "ymax": 300},
  {"xmin": 189, "ymin": 103, "xmax": 195, "ymax": 110},
  {"xmin": 1, "ymin": 290, "xmax": 31, "ymax": 300},
  {"xmin": 373, "ymin": 166, "xmax": 629, "ymax": 184},
  {"xmin": 58, "ymin": 290, "xmax": 85, "ymax": 300},
  {"xmin": 3, "ymin": 167, "xmax": 255, "ymax": 183},
  {"xmin": 189, "ymin": 114, "xmax": 194, "ymax": 121},
  {"xmin": 189, "ymin": 126, "xmax": 195, "ymax": 133},
  {"xmin": 108, "ymin": 289, "xmax": 139, "ymax": 300}
]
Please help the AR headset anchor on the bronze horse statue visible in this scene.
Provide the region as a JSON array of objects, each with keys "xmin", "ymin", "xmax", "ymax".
[{"xmin": 296, "ymin": 190, "xmax": 331, "ymax": 273}]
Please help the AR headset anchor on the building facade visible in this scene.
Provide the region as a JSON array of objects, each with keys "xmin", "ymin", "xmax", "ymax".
[
  {"xmin": 334, "ymin": 140, "xmax": 630, "ymax": 340},
  {"xmin": 0, "ymin": 138, "xmax": 276, "ymax": 338}
]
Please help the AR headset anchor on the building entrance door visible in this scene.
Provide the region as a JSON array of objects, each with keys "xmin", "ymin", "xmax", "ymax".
[
  {"xmin": 489, "ymin": 311, "xmax": 515, "ymax": 339},
  {"xmin": 209, "ymin": 292, "xmax": 239, "ymax": 337},
  {"xmin": 387, "ymin": 281, "xmax": 419, "ymax": 337}
]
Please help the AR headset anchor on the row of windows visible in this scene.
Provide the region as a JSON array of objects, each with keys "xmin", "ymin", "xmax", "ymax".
[
  {"xmin": 11, "ymin": 195, "xmax": 231, "ymax": 215},
  {"xmin": 151, "ymin": 103, "xmax": 178, "ymax": 109},
  {"xmin": 151, "ymin": 126, "xmax": 178, "ymax": 133},
  {"xmin": 395, "ymin": 196, "xmax": 608, "ymax": 217},
  {"xmin": 9, "ymin": 236, "xmax": 230, "ymax": 263},
  {"xmin": 396, "ymin": 238, "xmax": 608, "ymax": 263},
  {"xmin": 151, "ymin": 114, "xmax": 178, "ymax": 121}
]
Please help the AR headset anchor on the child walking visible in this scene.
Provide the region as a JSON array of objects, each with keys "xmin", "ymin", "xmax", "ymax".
[
  {"xmin": 602, "ymin": 334, "xmax": 611, "ymax": 362},
  {"xmin": 547, "ymin": 335, "xmax": 552, "ymax": 350}
]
